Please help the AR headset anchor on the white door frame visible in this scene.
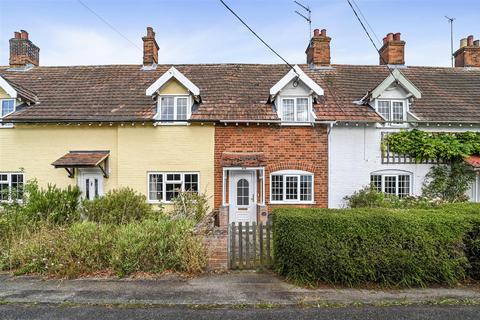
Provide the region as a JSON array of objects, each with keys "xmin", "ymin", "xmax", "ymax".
[
  {"xmin": 229, "ymin": 170, "xmax": 257, "ymax": 223},
  {"xmin": 77, "ymin": 168, "xmax": 104, "ymax": 200}
]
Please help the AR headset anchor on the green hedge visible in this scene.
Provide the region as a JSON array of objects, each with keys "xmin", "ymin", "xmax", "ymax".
[{"xmin": 273, "ymin": 206, "xmax": 480, "ymax": 287}]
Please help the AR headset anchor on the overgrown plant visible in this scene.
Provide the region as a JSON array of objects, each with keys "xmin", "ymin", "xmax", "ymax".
[
  {"xmin": 171, "ymin": 191, "xmax": 214, "ymax": 233},
  {"xmin": 81, "ymin": 187, "xmax": 157, "ymax": 224},
  {"xmin": 422, "ymin": 162, "xmax": 476, "ymax": 202},
  {"xmin": 344, "ymin": 186, "xmax": 439, "ymax": 209}
]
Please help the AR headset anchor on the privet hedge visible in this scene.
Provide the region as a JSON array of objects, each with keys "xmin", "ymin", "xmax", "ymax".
[{"xmin": 273, "ymin": 206, "xmax": 480, "ymax": 287}]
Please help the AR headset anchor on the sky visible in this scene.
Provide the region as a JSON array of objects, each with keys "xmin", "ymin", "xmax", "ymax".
[{"xmin": 0, "ymin": 0, "xmax": 479, "ymax": 67}]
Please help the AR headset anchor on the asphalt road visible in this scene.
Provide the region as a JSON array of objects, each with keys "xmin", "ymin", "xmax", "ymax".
[{"xmin": 1, "ymin": 304, "xmax": 480, "ymax": 320}]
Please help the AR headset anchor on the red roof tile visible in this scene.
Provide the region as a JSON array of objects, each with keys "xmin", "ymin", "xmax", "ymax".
[{"xmin": 465, "ymin": 156, "xmax": 480, "ymax": 169}]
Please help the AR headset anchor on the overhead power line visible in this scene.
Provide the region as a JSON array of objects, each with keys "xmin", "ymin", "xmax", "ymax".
[
  {"xmin": 351, "ymin": 0, "xmax": 381, "ymax": 46},
  {"xmin": 219, "ymin": 0, "xmax": 297, "ymax": 75},
  {"xmin": 345, "ymin": 0, "xmax": 397, "ymax": 81},
  {"xmin": 77, "ymin": 0, "xmax": 142, "ymax": 52}
]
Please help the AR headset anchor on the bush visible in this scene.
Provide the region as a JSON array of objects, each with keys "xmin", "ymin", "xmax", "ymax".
[
  {"xmin": 1, "ymin": 180, "xmax": 81, "ymax": 225},
  {"xmin": 1, "ymin": 217, "xmax": 206, "ymax": 278},
  {"xmin": 344, "ymin": 186, "xmax": 439, "ymax": 209},
  {"xmin": 111, "ymin": 217, "xmax": 205, "ymax": 276},
  {"xmin": 81, "ymin": 187, "xmax": 156, "ymax": 224},
  {"xmin": 273, "ymin": 207, "xmax": 480, "ymax": 287}
]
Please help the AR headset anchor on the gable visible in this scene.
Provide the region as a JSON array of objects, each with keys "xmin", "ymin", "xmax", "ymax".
[
  {"xmin": 278, "ymin": 79, "xmax": 311, "ymax": 96},
  {"xmin": 377, "ymin": 83, "xmax": 409, "ymax": 99},
  {"xmin": 146, "ymin": 66, "xmax": 200, "ymax": 97},
  {"xmin": 158, "ymin": 79, "xmax": 189, "ymax": 95},
  {"xmin": 0, "ymin": 87, "xmax": 11, "ymax": 99},
  {"xmin": 270, "ymin": 65, "xmax": 323, "ymax": 98},
  {"xmin": 369, "ymin": 68, "xmax": 421, "ymax": 100}
]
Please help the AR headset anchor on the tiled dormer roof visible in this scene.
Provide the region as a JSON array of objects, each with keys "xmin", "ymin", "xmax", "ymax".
[{"xmin": 0, "ymin": 64, "xmax": 479, "ymax": 123}]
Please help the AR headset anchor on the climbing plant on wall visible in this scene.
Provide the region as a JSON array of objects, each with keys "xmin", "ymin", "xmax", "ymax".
[
  {"xmin": 383, "ymin": 129, "xmax": 480, "ymax": 162},
  {"xmin": 384, "ymin": 129, "xmax": 479, "ymax": 202}
]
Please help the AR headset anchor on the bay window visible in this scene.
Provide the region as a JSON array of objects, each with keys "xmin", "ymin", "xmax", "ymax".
[
  {"xmin": 270, "ymin": 170, "xmax": 313, "ymax": 203},
  {"xmin": 148, "ymin": 172, "xmax": 199, "ymax": 203},
  {"xmin": 0, "ymin": 173, "xmax": 24, "ymax": 202},
  {"xmin": 281, "ymin": 97, "xmax": 311, "ymax": 122}
]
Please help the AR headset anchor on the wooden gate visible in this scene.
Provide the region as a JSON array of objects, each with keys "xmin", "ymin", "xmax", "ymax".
[{"xmin": 229, "ymin": 221, "xmax": 273, "ymax": 270}]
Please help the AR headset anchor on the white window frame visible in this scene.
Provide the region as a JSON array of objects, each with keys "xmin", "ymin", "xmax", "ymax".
[
  {"xmin": 279, "ymin": 96, "xmax": 313, "ymax": 123},
  {"xmin": 0, "ymin": 98, "xmax": 16, "ymax": 128},
  {"xmin": 156, "ymin": 94, "xmax": 192, "ymax": 123},
  {"xmin": 147, "ymin": 172, "xmax": 200, "ymax": 204},
  {"xmin": 375, "ymin": 99, "xmax": 407, "ymax": 126},
  {"xmin": 370, "ymin": 171, "xmax": 412, "ymax": 197},
  {"xmin": 0, "ymin": 172, "xmax": 24, "ymax": 202},
  {"xmin": 270, "ymin": 170, "xmax": 314, "ymax": 204}
]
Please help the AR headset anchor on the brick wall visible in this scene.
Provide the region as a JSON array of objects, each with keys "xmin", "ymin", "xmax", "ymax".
[
  {"xmin": 214, "ymin": 125, "xmax": 328, "ymax": 210},
  {"xmin": 203, "ymin": 227, "xmax": 228, "ymax": 270}
]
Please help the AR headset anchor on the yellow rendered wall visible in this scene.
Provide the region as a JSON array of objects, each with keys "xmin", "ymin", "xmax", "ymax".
[
  {"xmin": 0, "ymin": 87, "xmax": 10, "ymax": 99},
  {"xmin": 0, "ymin": 124, "xmax": 215, "ymax": 209},
  {"xmin": 158, "ymin": 79, "xmax": 189, "ymax": 95}
]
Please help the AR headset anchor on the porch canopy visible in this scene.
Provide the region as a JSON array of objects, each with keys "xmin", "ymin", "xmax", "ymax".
[{"xmin": 51, "ymin": 150, "xmax": 110, "ymax": 178}]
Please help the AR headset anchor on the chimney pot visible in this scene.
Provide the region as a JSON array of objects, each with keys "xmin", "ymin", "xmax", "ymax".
[
  {"xmin": 14, "ymin": 31, "xmax": 21, "ymax": 39},
  {"xmin": 474, "ymin": 40, "xmax": 480, "ymax": 47},
  {"xmin": 467, "ymin": 35, "xmax": 474, "ymax": 46},
  {"xmin": 20, "ymin": 30, "xmax": 28, "ymax": 40},
  {"xmin": 379, "ymin": 32, "xmax": 405, "ymax": 65},
  {"xmin": 306, "ymin": 27, "xmax": 331, "ymax": 66},
  {"xmin": 460, "ymin": 38, "xmax": 468, "ymax": 48}
]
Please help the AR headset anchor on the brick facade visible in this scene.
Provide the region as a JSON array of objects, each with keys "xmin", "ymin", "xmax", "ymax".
[
  {"xmin": 214, "ymin": 125, "xmax": 329, "ymax": 211},
  {"xmin": 454, "ymin": 35, "xmax": 480, "ymax": 68},
  {"xmin": 306, "ymin": 29, "xmax": 331, "ymax": 66}
]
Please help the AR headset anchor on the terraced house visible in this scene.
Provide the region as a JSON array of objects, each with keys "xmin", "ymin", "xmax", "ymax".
[{"xmin": 1, "ymin": 27, "xmax": 480, "ymax": 224}]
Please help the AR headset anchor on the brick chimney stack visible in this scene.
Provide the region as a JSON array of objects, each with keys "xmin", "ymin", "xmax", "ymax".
[
  {"xmin": 142, "ymin": 27, "xmax": 159, "ymax": 67},
  {"xmin": 379, "ymin": 32, "xmax": 405, "ymax": 65},
  {"xmin": 9, "ymin": 30, "xmax": 40, "ymax": 68},
  {"xmin": 306, "ymin": 28, "xmax": 331, "ymax": 66},
  {"xmin": 454, "ymin": 35, "xmax": 480, "ymax": 67}
]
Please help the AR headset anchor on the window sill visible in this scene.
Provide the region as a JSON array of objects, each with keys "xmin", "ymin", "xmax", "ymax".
[
  {"xmin": 0, "ymin": 124, "xmax": 14, "ymax": 129},
  {"xmin": 154, "ymin": 121, "xmax": 190, "ymax": 126},
  {"xmin": 269, "ymin": 201, "xmax": 315, "ymax": 205},
  {"xmin": 280, "ymin": 122, "xmax": 314, "ymax": 127}
]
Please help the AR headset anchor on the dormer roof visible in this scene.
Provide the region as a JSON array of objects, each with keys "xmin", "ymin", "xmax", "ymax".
[
  {"xmin": 270, "ymin": 65, "xmax": 324, "ymax": 98},
  {"xmin": 146, "ymin": 66, "xmax": 200, "ymax": 97}
]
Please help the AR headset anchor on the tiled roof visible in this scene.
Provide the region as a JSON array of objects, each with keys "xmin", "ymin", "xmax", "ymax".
[
  {"xmin": 221, "ymin": 152, "xmax": 267, "ymax": 167},
  {"xmin": 3, "ymin": 77, "xmax": 38, "ymax": 103},
  {"xmin": 0, "ymin": 64, "xmax": 479, "ymax": 122},
  {"xmin": 465, "ymin": 155, "xmax": 480, "ymax": 169},
  {"xmin": 52, "ymin": 151, "xmax": 109, "ymax": 167}
]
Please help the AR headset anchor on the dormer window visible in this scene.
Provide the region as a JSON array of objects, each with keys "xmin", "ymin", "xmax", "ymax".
[
  {"xmin": 377, "ymin": 100, "xmax": 405, "ymax": 124},
  {"xmin": 1, "ymin": 98, "xmax": 15, "ymax": 128},
  {"xmin": 159, "ymin": 96, "xmax": 190, "ymax": 121},
  {"xmin": 281, "ymin": 97, "xmax": 310, "ymax": 122}
]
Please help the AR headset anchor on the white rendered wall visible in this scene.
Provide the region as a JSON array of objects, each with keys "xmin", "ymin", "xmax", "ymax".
[{"xmin": 328, "ymin": 124, "xmax": 480, "ymax": 208}]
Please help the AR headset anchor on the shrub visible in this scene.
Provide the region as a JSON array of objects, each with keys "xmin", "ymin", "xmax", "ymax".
[
  {"xmin": 81, "ymin": 187, "xmax": 156, "ymax": 224},
  {"xmin": 344, "ymin": 186, "xmax": 439, "ymax": 209},
  {"xmin": 2, "ymin": 180, "xmax": 81, "ymax": 225},
  {"xmin": 111, "ymin": 217, "xmax": 205, "ymax": 276},
  {"xmin": 422, "ymin": 162, "xmax": 476, "ymax": 202},
  {"xmin": 273, "ymin": 207, "xmax": 480, "ymax": 287}
]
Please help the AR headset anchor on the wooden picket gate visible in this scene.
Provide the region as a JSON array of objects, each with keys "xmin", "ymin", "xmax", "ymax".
[{"xmin": 229, "ymin": 221, "xmax": 273, "ymax": 270}]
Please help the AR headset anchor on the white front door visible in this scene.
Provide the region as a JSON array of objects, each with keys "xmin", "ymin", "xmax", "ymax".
[
  {"xmin": 78, "ymin": 169, "xmax": 104, "ymax": 200},
  {"xmin": 230, "ymin": 171, "xmax": 256, "ymax": 223}
]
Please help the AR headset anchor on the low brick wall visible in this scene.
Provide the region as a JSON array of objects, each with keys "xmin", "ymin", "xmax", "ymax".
[{"xmin": 204, "ymin": 226, "xmax": 229, "ymax": 270}]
